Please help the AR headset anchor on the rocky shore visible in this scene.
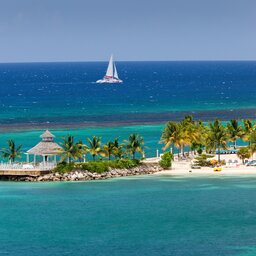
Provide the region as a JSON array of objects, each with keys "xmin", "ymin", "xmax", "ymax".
[{"xmin": 1, "ymin": 163, "xmax": 163, "ymax": 182}]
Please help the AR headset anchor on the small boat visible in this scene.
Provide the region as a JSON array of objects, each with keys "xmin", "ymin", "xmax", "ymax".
[{"xmin": 96, "ymin": 55, "xmax": 123, "ymax": 83}]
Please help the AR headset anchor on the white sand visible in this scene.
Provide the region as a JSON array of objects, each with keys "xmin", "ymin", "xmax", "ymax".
[{"xmin": 145, "ymin": 154, "xmax": 256, "ymax": 176}]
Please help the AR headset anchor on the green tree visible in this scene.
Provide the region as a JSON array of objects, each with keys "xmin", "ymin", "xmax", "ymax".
[
  {"xmin": 237, "ymin": 147, "xmax": 251, "ymax": 164},
  {"xmin": 206, "ymin": 119, "xmax": 229, "ymax": 163},
  {"xmin": 125, "ymin": 134, "xmax": 144, "ymax": 159},
  {"xmin": 103, "ymin": 141, "xmax": 115, "ymax": 160},
  {"xmin": 227, "ymin": 119, "xmax": 243, "ymax": 149},
  {"xmin": 86, "ymin": 136, "xmax": 103, "ymax": 160},
  {"xmin": 191, "ymin": 142, "xmax": 204, "ymax": 155},
  {"xmin": 161, "ymin": 116, "xmax": 203, "ymax": 157},
  {"xmin": 1, "ymin": 140, "xmax": 22, "ymax": 163},
  {"xmin": 242, "ymin": 119, "xmax": 254, "ymax": 146},
  {"xmin": 159, "ymin": 151, "xmax": 174, "ymax": 169},
  {"xmin": 160, "ymin": 121, "xmax": 179, "ymax": 153},
  {"xmin": 179, "ymin": 116, "xmax": 195, "ymax": 156},
  {"xmin": 60, "ymin": 135, "xmax": 84, "ymax": 163},
  {"xmin": 248, "ymin": 131, "xmax": 256, "ymax": 159},
  {"xmin": 112, "ymin": 138, "xmax": 125, "ymax": 159}
]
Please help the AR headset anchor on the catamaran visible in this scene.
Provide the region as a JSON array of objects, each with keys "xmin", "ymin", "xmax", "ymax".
[{"xmin": 96, "ymin": 55, "xmax": 123, "ymax": 83}]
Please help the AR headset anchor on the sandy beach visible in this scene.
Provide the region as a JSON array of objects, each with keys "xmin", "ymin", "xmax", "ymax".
[{"xmin": 146, "ymin": 153, "xmax": 256, "ymax": 176}]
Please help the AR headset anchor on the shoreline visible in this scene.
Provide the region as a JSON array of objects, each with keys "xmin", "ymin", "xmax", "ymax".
[{"xmin": 0, "ymin": 163, "xmax": 163, "ymax": 182}]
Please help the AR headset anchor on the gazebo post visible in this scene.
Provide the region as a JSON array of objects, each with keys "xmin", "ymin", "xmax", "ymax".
[
  {"xmin": 26, "ymin": 154, "xmax": 29, "ymax": 163},
  {"xmin": 26, "ymin": 130, "xmax": 62, "ymax": 169}
]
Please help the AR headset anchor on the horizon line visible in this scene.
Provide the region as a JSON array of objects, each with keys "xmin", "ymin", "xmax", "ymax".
[{"xmin": 0, "ymin": 59, "xmax": 256, "ymax": 64}]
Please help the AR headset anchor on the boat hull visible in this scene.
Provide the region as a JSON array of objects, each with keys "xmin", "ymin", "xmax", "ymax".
[{"xmin": 96, "ymin": 78, "xmax": 123, "ymax": 84}]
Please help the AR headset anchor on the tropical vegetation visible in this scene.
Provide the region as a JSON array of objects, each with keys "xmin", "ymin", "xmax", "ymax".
[
  {"xmin": 56, "ymin": 133, "xmax": 145, "ymax": 163},
  {"xmin": 1, "ymin": 140, "xmax": 22, "ymax": 163},
  {"xmin": 159, "ymin": 151, "xmax": 173, "ymax": 169},
  {"xmin": 54, "ymin": 159, "xmax": 140, "ymax": 174},
  {"xmin": 160, "ymin": 116, "xmax": 256, "ymax": 163}
]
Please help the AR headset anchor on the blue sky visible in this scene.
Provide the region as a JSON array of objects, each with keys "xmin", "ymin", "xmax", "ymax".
[{"xmin": 0, "ymin": 0, "xmax": 255, "ymax": 62}]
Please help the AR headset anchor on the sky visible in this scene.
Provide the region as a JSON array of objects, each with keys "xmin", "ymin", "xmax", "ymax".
[{"xmin": 0, "ymin": 0, "xmax": 255, "ymax": 62}]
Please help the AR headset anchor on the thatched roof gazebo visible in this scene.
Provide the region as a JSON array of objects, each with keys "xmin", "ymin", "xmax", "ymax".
[{"xmin": 26, "ymin": 130, "xmax": 62, "ymax": 165}]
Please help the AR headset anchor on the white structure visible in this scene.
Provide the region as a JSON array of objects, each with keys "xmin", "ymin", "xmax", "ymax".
[
  {"xmin": 25, "ymin": 130, "xmax": 62, "ymax": 166},
  {"xmin": 96, "ymin": 55, "xmax": 123, "ymax": 83}
]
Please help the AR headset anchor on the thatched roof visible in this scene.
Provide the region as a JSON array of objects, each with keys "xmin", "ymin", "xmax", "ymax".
[
  {"xmin": 27, "ymin": 130, "xmax": 62, "ymax": 155},
  {"xmin": 40, "ymin": 130, "xmax": 55, "ymax": 139}
]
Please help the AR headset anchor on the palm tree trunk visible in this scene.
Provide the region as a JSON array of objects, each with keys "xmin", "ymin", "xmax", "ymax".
[
  {"xmin": 182, "ymin": 145, "xmax": 185, "ymax": 157},
  {"xmin": 234, "ymin": 140, "xmax": 236, "ymax": 149},
  {"xmin": 132, "ymin": 152, "xmax": 135, "ymax": 159},
  {"xmin": 93, "ymin": 155, "xmax": 95, "ymax": 161},
  {"xmin": 218, "ymin": 145, "xmax": 220, "ymax": 163}
]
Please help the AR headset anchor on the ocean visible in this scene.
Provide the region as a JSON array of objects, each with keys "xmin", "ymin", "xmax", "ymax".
[
  {"xmin": 0, "ymin": 61, "xmax": 256, "ymax": 157},
  {"xmin": 1, "ymin": 175, "xmax": 256, "ymax": 256}
]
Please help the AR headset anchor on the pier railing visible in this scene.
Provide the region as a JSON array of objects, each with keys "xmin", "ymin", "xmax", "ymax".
[{"xmin": 0, "ymin": 162, "xmax": 56, "ymax": 171}]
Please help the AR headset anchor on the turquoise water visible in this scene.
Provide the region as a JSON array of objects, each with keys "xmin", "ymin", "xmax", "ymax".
[
  {"xmin": 0, "ymin": 124, "xmax": 163, "ymax": 159},
  {"xmin": 1, "ymin": 175, "xmax": 256, "ymax": 255}
]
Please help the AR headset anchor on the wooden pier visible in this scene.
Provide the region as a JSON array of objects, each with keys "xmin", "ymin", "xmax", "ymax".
[{"xmin": 0, "ymin": 169, "xmax": 51, "ymax": 177}]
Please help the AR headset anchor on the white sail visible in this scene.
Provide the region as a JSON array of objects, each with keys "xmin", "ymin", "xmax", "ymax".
[
  {"xmin": 105, "ymin": 55, "xmax": 114, "ymax": 77},
  {"xmin": 96, "ymin": 54, "xmax": 123, "ymax": 83},
  {"xmin": 114, "ymin": 63, "xmax": 119, "ymax": 79}
]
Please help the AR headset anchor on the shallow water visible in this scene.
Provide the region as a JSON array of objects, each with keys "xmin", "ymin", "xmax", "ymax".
[{"xmin": 1, "ymin": 175, "xmax": 256, "ymax": 255}]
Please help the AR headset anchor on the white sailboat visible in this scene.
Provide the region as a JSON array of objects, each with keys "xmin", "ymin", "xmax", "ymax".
[{"xmin": 96, "ymin": 55, "xmax": 123, "ymax": 83}]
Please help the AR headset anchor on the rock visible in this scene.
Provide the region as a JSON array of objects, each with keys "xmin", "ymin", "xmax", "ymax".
[{"xmin": 2, "ymin": 163, "xmax": 161, "ymax": 182}]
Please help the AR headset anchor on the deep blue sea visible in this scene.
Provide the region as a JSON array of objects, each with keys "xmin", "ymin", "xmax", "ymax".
[
  {"xmin": 0, "ymin": 61, "xmax": 256, "ymax": 157},
  {"xmin": 1, "ymin": 175, "xmax": 256, "ymax": 256}
]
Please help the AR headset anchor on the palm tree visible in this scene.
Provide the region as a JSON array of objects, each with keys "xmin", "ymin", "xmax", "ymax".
[
  {"xmin": 103, "ymin": 141, "xmax": 115, "ymax": 160},
  {"xmin": 206, "ymin": 119, "xmax": 229, "ymax": 162},
  {"xmin": 248, "ymin": 131, "xmax": 256, "ymax": 159},
  {"xmin": 1, "ymin": 140, "xmax": 22, "ymax": 163},
  {"xmin": 237, "ymin": 147, "xmax": 251, "ymax": 164},
  {"xmin": 190, "ymin": 121, "xmax": 208, "ymax": 155},
  {"xmin": 60, "ymin": 135, "xmax": 84, "ymax": 163},
  {"xmin": 161, "ymin": 120, "xmax": 194, "ymax": 157},
  {"xmin": 227, "ymin": 119, "xmax": 243, "ymax": 149},
  {"xmin": 160, "ymin": 121, "xmax": 179, "ymax": 153},
  {"xmin": 125, "ymin": 133, "xmax": 144, "ymax": 159},
  {"xmin": 242, "ymin": 119, "xmax": 254, "ymax": 146},
  {"xmin": 112, "ymin": 138, "xmax": 124, "ymax": 159},
  {"xmin": 86, "ymin": 136, "xmax": 103, "ymax": 160}
]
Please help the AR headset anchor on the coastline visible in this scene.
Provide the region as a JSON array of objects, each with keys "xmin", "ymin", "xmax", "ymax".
[
  {"xmin": 3, "ymin": 155, "xmax": 256, "ymax": 182},
  {"xmin": 0, "ymin": 163, "xmax": 163, "ymax": 182}
]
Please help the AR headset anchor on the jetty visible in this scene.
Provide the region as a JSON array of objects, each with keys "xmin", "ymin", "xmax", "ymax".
[{"xmin": 0, "ymin": 169, "xmax": 51, "ymax": 177}]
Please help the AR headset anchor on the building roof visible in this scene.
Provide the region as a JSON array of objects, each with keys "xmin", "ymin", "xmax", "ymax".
[
  {"xmin": 27, "ymin": 130, "xmax": 62, "ymax": 155},
  {"xmin": 40, "ymin": 130, "xmax": 55, "ymax": 139}
]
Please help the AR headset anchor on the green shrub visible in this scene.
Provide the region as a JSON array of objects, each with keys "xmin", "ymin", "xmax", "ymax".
[
  {"xmin": 53, "ymin": 162, "xmax": 74, "ymax": 174},
  {"xmin": 53, "ymin": 159, "xmax": 140, "ymax": 174},
  {"xmin": 159, "ymin": 152, "xmax": 173, "ymax": 169},
  {"xmin": 85, "ymin": 162, "xmax": 109, "ymax": 173},
  {"xmin": 193, "ymin": 154, "xmax": 214, "ymax": 167}
]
